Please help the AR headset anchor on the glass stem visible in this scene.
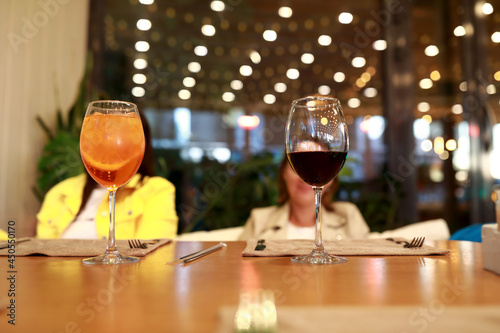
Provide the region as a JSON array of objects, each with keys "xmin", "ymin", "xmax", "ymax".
[
  {"xmin": 105, "ymin": 188, "xmax": 118, "ymax": 254},
  {"xmin": 313, "ymin": 186, "xmax": 324, "ymax": 252}
]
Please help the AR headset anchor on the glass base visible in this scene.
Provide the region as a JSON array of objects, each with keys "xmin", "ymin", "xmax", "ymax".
[
  {"xmin": 82, "ymin": 252, "xmax": 139, "ymax": 265},
  {"xmin": 291, "ymin": 249, "xmax": 347, "ymax": 265}
]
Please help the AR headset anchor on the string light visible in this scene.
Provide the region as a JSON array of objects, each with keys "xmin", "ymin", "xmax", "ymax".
[
  {"xmin": 278, "ymin": 7, "xmax": 292, "ymax": 18},
  {"xmin": 338, "ymin": 12, "xmax": 353, "ymax": 24}
]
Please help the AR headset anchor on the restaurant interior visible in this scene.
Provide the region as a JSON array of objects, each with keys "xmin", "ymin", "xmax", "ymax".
[
  {"xmin": 1, "ymin": 0, "xmax": 500, "ymax": 332},
  {"xmin": 1, "ymin": 0, "xmax": 500, "ymax": 236}
]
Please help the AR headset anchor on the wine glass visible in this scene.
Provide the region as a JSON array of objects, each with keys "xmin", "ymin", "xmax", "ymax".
[
  {"xmin": 79, "ymin": 100, "xmax": 145, "ymax": 264},
  {"xmin": 285, "ymin": 96, "xmax": 349, "ymax": 264}
]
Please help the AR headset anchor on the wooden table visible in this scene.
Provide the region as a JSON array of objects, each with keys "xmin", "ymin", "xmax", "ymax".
[{"xmin": 0, "ymin": 241, "xmax": 499, "ymax": 332}]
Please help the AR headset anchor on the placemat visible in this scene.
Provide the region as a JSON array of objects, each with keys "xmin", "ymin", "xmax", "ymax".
[
  {"xmin": 242, "ymin": 238, "xmax": 450, "ymax": 257},
  {"xmin": 218, "ymin": 306, "xmax": 500, "ymax": 333},
  {"xmin": 0, "ymin": 238, "xmax": 171, "ymax": 257}
]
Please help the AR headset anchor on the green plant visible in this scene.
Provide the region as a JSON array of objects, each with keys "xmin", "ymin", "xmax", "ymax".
[
  {"xmin": 177, "ymin": 152, "xmax": 280, "ymax": 233},
  {"xmin": 33, "ymin": 60, "xmax": 94, "ymax": 201}
]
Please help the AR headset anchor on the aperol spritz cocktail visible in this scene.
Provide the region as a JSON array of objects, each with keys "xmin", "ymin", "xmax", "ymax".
[
  {"xmin": 79, "ymin": 100, "xmax": 145, "ymax": 265},
  {"xmin": 80, "ymin": 112, "xmax": 145, "ymax": 189}
]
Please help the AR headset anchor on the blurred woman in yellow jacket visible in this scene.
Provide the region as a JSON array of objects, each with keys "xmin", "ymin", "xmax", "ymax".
[{"xmin": 36, "ymin": 110, "xmax": 178, "ymax": 240}]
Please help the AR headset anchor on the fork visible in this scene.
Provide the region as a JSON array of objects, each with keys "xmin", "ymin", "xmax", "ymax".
[
  {"xmin": 404, "ymin": 237, "xmax": 425, "ymax": 248},
  {"xmin": 128, "ymin": 239, "xmax": 147, "ymax": 249}
]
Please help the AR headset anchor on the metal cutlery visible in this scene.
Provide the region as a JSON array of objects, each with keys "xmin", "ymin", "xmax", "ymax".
[
  {"xmin": 404, "ymin": 237, "xmax": 425, "ymax": 248},
  {"xmin": 127, "ymin": 239, "xmax": 160, "ymax": 249},
  {"xmin": 386, "ymin": 237, "xmax": 425, "ymax": 248},
  {"xmin": 0, "ymin": 238, "xmax": 31, "ymax": 250},
  {"xmin": 167, "ymin": 242, "xmax": 227, "ymax": 264},
  {"xmin": 254, "ymin": 239, "xmax": 266, "ymax": 251},
  {"xmin": 128, "ymin": 239, "xmax": 147, "ymax": 249}
]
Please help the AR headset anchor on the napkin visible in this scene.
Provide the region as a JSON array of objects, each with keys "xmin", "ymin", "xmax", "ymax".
[
  {"xmin": 0, "ymin": 238, "xmax": 171, "ymax": 257},
  {"xmin": 242, "ymin": 238, "xmax": 450, "ymax": 257},
  {"xmin": 218, "ymin": 306, "xmax": 500, "ymax": 333}
]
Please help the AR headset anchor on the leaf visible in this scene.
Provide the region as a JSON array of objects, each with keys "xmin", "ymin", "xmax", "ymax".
[{"xmin": 35, "ymin": 115, "xmax": 54, "ymax": 141}]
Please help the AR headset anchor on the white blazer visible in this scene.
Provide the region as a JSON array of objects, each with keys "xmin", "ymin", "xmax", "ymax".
[{"xmin": 239, "ymin": 202, "xmax": 370, "ymax": 241}]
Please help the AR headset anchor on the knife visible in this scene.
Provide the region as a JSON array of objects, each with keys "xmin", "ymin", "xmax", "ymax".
[
  {"xmin": 0, "ymin": 238, "xmax": 31, "ymax": 250},
  {"xmin": 254, "ymin": 239, "xmax": 266, "ymax": 251},
  {"xmin": 167, "ymin": 242, "xmax": 227, "ymax": 264}
]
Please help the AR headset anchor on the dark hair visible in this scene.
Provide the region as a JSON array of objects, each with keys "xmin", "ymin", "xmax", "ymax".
[
  {"xmin": 78, "ymin": 110, "xmax": 155, "ymax": 213},
  {"xmin": 277, "ymin": 155, "xmax": 338, "ymax": 211}
]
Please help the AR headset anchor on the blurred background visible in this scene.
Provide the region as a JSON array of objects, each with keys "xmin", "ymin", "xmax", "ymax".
[{"xmin": 1, "ymin": 0, "xmax": 499, "ymax": 236}]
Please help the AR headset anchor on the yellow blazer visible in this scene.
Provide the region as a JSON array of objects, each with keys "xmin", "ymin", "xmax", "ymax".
[{"xmin": 36, "ymin": 173, "xmax": 178, "ymax": 239}]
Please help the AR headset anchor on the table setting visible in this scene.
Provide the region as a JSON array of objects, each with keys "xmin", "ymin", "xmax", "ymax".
[{"xmin": 1, "ymin": 97, "xmax": 499, "ymax": 333}]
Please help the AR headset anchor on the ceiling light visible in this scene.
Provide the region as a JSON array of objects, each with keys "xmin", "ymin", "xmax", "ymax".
[
  {"xmin": 274, "ymin": 82, "xmax": 287, "ymax": 93},
  {"xmin": 210, "ymin": 0, "xmax": 225, "ymax": 12},
  {"xmin": 263, "ymin": 30, "xmax": 277, "ymax": 42},
  {"xmin": 131, "ymin": 87, "xmax": 145, "ymax": 97},
  {"xmin": 351, "ymin": 57, "xmax": 366, "ymax": 68},
  {"xmin": 178, "ymin": 89, "xmax": 191, "ymax": 100},
  {"xmin": 424, "ymin": 45, "xmax": 439, "ymax": 56},
  {"xmin": 338, "ymin": 12, "xmax": 353, "ymax": 24},
  {"xmin": 286, "ymin": 68, "xmax": 299, "ymax": 80},
  {"xmin": 417, "ymin": 102, "xmax": 430, "ymax": 112},
  {"xmin": 372, "ymin": 40, "xmax": 387, "ymax": 51},
  {"xmin": 278, "ymin": 6, "xmax": 292, "ymax": 18},
  {"xmin": 240, "ymin": 65, "xmax": 253, "ymax": 76},
  {"xmin": 459, "ymin": 81, "xmax": 467, "ymax": 92},
  {"xmin": 482, "ymin": 2, "xmax": 494, "ymax": 15},
  {"xmin": 194, "ymin": 46, "xmax": 208, "ymax": 56},
  {"xmin": 301, "ymin": 53, "xmax": 314, "ymax": 64},
  {"xmin": 451, "ymin": 104, "xmax": 463, "ymax": 114},
  {"xmin": 347, "ymin": 98, "xmax": 361, "ymax": 108},
  {"xmin": 363, "ymin": 87, "xmax": 378, "ymax": 98},
  {"xmin": 139, "ymin": 0, "xmax": 154, "ymax": 4},
  {"xmin": 421, "ymin": 140, "xmax": 433, "ymax": 152},
  {"xmin": 454, "ymin": 25, "xmax": 466, "ymax": 37},
  {"xmin": 318, "ymin": 85, "xmax": 331, "ymax": 95},
  {"xmin": 133, "ymin": 58, "xmax": 148, "ymax": 70},
  {"xmin": 446, "ymin": 139, "xmax": 457, "ymax": 151},
  {"xmin": 238, "ymin": 115, "xmax": 260, "ymax": 130},
  {"xmin": 263, "ymin": 94, "xmax": 276, "ymax": 104},
  {"xmin": 230, "ymin": 80, "xmax": 243, "ymax": 90},
  {"xmin": 201, "ymin": 25, "xmax": 216, "ymax": 36},
  {"xmin": 419, "ymin": 78, "xmax": 433, "ymax": 89},
  {"xmin": 486, "ymin": 84, "xmax": 496, "ymax": 94},
  {"xmin": 491, "ymin": 32, "xmax": 500, "ymax": 43},
  {"xmin": 222, "ymin": 92, "xmax": 235, "ymax": 102},
  {"xmin": 249, "ymin": 51, "xmax": 261, "ymax": 64},
  {"xmin": 360, "ymin": 72, "xmax": 371, "ymax": 82},
  {"xmin": 434, "ymin": 137, "xmax": 445, "ymax": 155},
  {"xmin": 135, "ymin": 41, "xmax": 150, "ymax": 52},
  {"xmin": 494, "ymin": 71, "xmax": 500, "ymax": 81},
  {"xmin": 183, "ymin": 77, "xmax": 196, "ymax": 87},
  {"xmin": 137, "ymin": 19, "xmax": 152, "ymax": 31},
  {"xmin": 430, "ymin": 70, "xmax": 441, "ymax": 81},
  {"xmin": 133, "ymin": 73, "xmax": 147, "ymax": 84},
  {"xmin": 187, "ymin": 62, "xmax": 201, "ymax": 73},
  {"xmin": 422, "ymin": 115, "xmax": 432, "ymax": 123},
  {"xmin": 333, "ymin": 72, "xmax": 345, "ymax": 82},
  {"xmin": 318, "ymin": 35, "xmax": 332, "ymax": 46},
  {"xmin": 356, "ymin": 78, "xmax": 366, "ymax": 88}
]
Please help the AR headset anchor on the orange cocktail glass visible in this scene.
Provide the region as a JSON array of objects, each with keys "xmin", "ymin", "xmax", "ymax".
[{"xmin": 79, "ymin": 101, "xmax": 145, "ymax": 264}]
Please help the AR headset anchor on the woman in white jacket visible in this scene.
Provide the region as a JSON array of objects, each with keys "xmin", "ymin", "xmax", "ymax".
[{"xmin": 239, "ymin": 156, "xmax": 370, "ymax": 241}]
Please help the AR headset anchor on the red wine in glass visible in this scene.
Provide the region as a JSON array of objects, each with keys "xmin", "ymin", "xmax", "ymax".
[
  {"xmin": 285, "ymin": 96, "xmax": 349, "ymax": 264},
  {"xmin": 287, "ymin": 151, "xmax": 347, "ymax": 187}
]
